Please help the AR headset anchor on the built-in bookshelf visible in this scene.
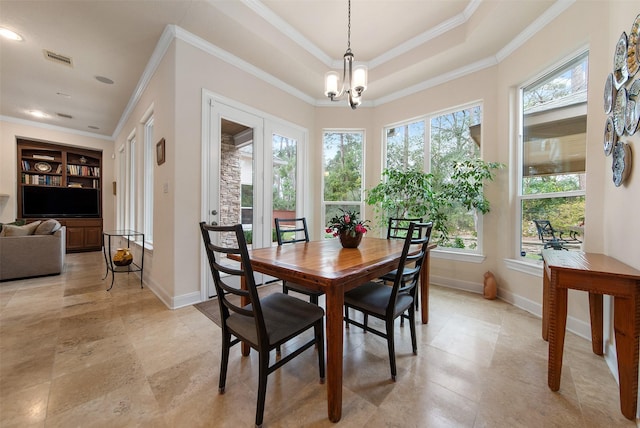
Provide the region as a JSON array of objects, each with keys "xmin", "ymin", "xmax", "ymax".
[{"xmin": 17, "ymin": 138, "xmax": 103, "ymax": 252}]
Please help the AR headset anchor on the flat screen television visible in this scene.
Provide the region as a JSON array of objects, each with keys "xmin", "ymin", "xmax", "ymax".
[{"xmin": 22, "ymin": 186, "xmax": 101, "ymax": 218}]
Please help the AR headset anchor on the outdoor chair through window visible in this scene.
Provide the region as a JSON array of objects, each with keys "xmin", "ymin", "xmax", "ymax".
[
  {"xmin": 533, "ymin": 219, "xmax": 581, "ymax": 251},
  {"xmin": 199, "ymin": 222, "xmax": 325, "ymax": 428},
  {"xmin": 344, "ymin": 221, "xmax": 433, "ymax": 381}
]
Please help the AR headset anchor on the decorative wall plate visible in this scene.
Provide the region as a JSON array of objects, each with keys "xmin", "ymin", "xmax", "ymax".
[
  {"xmin": 613, "ymin": 87, "xmax": 627, "ymax": 136},
  {"xmin": 626, "ymin": 79, "xmax": 640, "ymax": 135},
  {"xmin": 604, "ymin": 116, "xmax": 616, "ymax": 156},
  {"xmin": 34, "ymin": 162, "xmax": 52, "ymax": 172},
  {"xmin": 612, "ymin": 140, "xmax": 632, "ymax": 187},
  {"xmin": 614, "ymin": 32, "xmax": 629, "ymax": 89},
  {"xmin": 630, "ymin": 14, "xmax": 640, "ymax": 76},
  {"xmin": 604, "ymin": 73, "xmax": 615, "ymax": 114}
]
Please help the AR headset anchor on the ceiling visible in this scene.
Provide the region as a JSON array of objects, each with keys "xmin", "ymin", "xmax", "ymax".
[{"xmin": 0, "ymin": 0, "xmax": 565, "ymax": 138}]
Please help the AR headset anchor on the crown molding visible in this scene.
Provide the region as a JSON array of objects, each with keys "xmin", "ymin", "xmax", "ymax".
[{"xmin": 0, "ymin": 115, "xmax": 113, "ymax": 141}]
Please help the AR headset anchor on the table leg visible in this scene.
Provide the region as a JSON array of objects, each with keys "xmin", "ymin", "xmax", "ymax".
[
  {"xmin": 420, "ymin": 251, "xmax": 431, "ymax": 324},
  {"xmin": 588, "ymin": 293, "xmax": 603, "ymax": 355},
  {"xmin": 542, "ymin": 264, "xmax": 549, "ymax": 341},
  {"xmin": 548, "ymin": 281, "xmax": 567, "ymax": 392},
  {"xmin": 325, "ymin": 286, "xmax": 344, "ymax": 422},
  {"xmin": 613, "ymin": 294, "xmax": 640, "ymax": 420}
]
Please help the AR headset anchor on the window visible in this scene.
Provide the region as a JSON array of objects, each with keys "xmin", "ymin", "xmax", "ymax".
[
  {"xmin": 143, "ymin": 115, "xmax": 154, "ymax": 245},
  {"xmin": 127, "ymin": 133, "xmax": 136, "ymax": 231},
  {"xmin": 384, "ymin": 104, "xmax": 484, "ymax": 253},
  {"xmin": 116, "ymin": 145, "xmax": 126, "ymax": 229},
  {"xmin": 322, "ymin": 130, "xmax": 364, "ymax": 237},
  {"xmin": 272, "ymin": 133, "xmax": 297, "ymax": 242},
  {"xmin": 518, "ymin": 52, "xmax": 588, "ymax": 261}
]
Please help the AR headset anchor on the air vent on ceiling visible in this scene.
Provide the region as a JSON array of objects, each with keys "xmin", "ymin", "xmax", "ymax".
[
  {"xmin": 43, "ymin": 50, "xmax": 73, "ymax": 67},
  {"xmin": 57, "ymin": 113, "xmax": 73, "ymax": 119}
]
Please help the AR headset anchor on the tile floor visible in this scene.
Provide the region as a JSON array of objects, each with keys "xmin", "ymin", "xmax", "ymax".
[{"xmin": 0, "ymin": 251, "xmax": 636, "ymax": 427}]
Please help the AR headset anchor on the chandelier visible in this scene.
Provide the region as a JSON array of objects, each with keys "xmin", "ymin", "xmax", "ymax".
[{"xmin": 323, "ymin": 0, "xmax": 368, "ymax": 109}]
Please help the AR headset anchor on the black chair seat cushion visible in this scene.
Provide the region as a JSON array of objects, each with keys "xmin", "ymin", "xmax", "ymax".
[
  {"xmin": 227, "ymin": 293, "xmax": 324, "ymax": 347},
  {"xmin": 284, "ymin": 281, "xmax": 324, "ymax": 297},
  {"xmin": 345, "ymin": 282, "xmax": 413, "ymax": 318}
]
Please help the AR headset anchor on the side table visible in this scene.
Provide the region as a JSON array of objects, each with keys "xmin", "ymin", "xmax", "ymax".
[
  {"xmin": 541, "ymin": 250, "xmax": 640, "ymax": 420},
  {"xmin": 102, "ymin": 230, "xmax": 144, "ymax": 291}
]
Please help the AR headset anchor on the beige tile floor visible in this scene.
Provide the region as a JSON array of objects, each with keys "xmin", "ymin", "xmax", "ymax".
[{"xmin": 0, "ymin": 251, "xmax": 636, "ymax": 427}]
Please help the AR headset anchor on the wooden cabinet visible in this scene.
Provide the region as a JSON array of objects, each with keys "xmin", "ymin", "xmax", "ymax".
[
  {"xmin": 64, "ymin": 218, "xmax": 103, "ymax": 252},
  {"xmin": 16, "ymin": 138, "xmax": 103, "ymax": 253}
]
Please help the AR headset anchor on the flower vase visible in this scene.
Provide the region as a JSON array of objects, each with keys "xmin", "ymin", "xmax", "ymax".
[
  {"xmin": 113, "ymin": 248, "xmax": 133, "ymax": 266},
  {"xmin": 339, "ymin": 231, "xmax": 363, "ymax": 248}
]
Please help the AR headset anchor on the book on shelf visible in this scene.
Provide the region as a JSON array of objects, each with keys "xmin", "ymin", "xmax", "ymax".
[
  {"xmin": 32, "ymin": 154, "xmax": 55, "ymax": 161},
  {"xmin": 68, "ymin": 182, "xmax": 83, "ymax": 188}
]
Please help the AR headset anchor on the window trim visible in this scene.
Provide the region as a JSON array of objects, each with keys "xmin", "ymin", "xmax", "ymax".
[{"xmin": 515, "ymin": 49, "xmax": 588, "ymax": 263}]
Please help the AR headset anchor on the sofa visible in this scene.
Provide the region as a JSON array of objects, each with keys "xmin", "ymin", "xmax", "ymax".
[{"xmin": 0, "ymin": 220, "xmax": 66, "ymax": 281}]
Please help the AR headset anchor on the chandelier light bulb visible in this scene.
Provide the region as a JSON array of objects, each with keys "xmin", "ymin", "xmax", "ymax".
[{"xmin": 323, "ymin": 0, "xmax": 367, "ymax": 109}]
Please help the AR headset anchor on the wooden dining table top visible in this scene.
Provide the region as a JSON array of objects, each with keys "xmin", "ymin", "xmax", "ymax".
[{"xmin": 240, "ymin": 237, "xmax": 413, "ymax": 291}]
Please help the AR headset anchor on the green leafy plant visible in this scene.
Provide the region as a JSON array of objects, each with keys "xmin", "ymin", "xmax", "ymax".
[{"xmin": 365, "ymin": 160, "xmax": 502, "ymax": 244}]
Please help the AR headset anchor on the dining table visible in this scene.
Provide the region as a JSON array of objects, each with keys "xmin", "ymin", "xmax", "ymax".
[{"xmin": 231, "ymin": 237, "xmax": 436, "ymax": 422}]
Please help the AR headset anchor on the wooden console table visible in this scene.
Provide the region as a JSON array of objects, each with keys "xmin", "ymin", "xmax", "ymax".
[{"xmin": 541, "ymin": 250, "xmax": 640, "ymax": 420}]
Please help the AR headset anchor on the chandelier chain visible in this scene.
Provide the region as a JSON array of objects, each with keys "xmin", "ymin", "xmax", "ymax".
[{"xmin": 347, "ymin": 0, "xmax": 351, "ymax": 51}]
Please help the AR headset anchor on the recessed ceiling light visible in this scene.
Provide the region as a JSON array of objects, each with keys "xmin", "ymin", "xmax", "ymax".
[
  {"xmin": 88, "ymin": 125, "xmax": 100, "ymax": 130},
  {"xmin": 57, "ymin": 113, "xmax": 73, "ymax": 119},
  {"xmin": 95, "ymin": 75, "xmax": 114, "ymax": 84},
  {"xmin": 56, "ymin": 92, "xmax": 72, "ymax": 98},
  {"xmin": 28, "ymin": 110, "xmax": 48, "ymax": 118},
  {"xmin": 0, "ymin": 27, "xmax": 23, "ymax": 41}
]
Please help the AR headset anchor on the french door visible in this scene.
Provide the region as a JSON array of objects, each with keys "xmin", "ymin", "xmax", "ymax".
[{"xmin": 202, "ymin": 94, "xmax": 305, "ymax": 298}]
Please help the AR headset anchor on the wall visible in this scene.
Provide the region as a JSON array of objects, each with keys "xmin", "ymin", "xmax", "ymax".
[
  {"xmin": 312, "ymin": 2, "xmax": 640, "ymax": 341},
  {"xmin": 0, "ymin": 120, "xmax": 115, "ymax": 230},
  {"xmin": 111, "ymin": 37, "xmax": 316, "ymax": 307}
]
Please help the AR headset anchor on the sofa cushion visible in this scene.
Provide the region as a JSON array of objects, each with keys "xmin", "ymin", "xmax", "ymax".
[
  {"xmin": 0, "ymin": 219, "xmax": 26, "ymax": 233},
  {"xmin": 1, "ymin": 221, "xmax": 42, "ymax": 237},
  {"xmin": 34, "ymin": 219, "xmax": 62, "ymax": 235}
]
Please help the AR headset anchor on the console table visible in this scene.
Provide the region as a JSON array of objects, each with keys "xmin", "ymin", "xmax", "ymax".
[
  {"xmin": 541, "ymin": 250, "xmax": 640, "ymax": 420},
  {"xmin": 102, "ymin": 230, "xmax": 144, "ymax": 291}
]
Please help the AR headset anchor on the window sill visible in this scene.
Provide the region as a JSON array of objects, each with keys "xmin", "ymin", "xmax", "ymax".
[
  {"xmin": 504, "ymin": 258, "xmax": 543, "ymax": 277},
  {"xmin": 432, "ymin": 249, "xmax": 486, "ymax": 263}
]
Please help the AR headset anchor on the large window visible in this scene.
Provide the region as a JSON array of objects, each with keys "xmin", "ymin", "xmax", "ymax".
[
  {"xmin": 322, "ymin": 130, "xmax": 364, "ymax": 236},
  {"xmin": 384, "ymin": 104, "xmax": 484, "ymax": 252},
  {"xmin": 518, "ymin": 52, "xmax": 588, "ymax": 260},
  {"xmin": 143, "ymin": 115, "xmax": 154, "ymax": 245}
]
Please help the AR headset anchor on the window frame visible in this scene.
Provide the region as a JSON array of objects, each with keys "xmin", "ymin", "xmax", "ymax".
[
  {"xmin": 142, "ymin": 113, "xmax": 154, "ymax": 246},
  {"xmin": 383, "ymin": 101, "xmax": 486, "ymax": 259},
  {"xmin": 321, "ymin": 129, "xmax": 366, "ymax": 238},
  {"xmin": 515, "ymin": 49, "xmax": 588, "ymax": 263}
]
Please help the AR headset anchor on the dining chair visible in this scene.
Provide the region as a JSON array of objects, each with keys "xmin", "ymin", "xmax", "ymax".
[
  {"xmin": 379, "ymin": 217, "xmax": 423, "ymax": 319},
  {"xmin": 199, "ymin": 222, "xmax": 325, "ymax": 428},
  {"xmin": 274, "ymin": 217, "xmax": 324, "ymax": 305},
  {"xmin": 344, "ymin": 221, "xmax": 433, "ymax": 381}
]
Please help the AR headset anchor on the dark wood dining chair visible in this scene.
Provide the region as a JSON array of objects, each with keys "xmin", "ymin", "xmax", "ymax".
[
  {"xmin": 344, "ymin": 221, "xmax": 433, "ymax": 381},
  {"xmin": 199, "ymin": 222, "xmax": 325, "ymax": 428},
  {"xmin": 274, "ymin": 217, "xmax": 324, "ymax": 305},
  {"xmin": 379, "ymin": 218, "xmax": 423, "ymax": 318}
]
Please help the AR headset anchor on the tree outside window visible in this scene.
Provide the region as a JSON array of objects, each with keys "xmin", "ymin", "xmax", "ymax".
[{"xmin": 323, "ymin": 131, "xmax": 364, "ymax": 237}]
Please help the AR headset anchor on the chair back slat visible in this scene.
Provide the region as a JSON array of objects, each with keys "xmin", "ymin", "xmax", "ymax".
[
  {"xmin": 388, "ymin": 222, "xmax": 433, "ymax": 314},
  {"xmin": 387, "ymin": 217, "xmax": 422, "ymax": 240},
  {"xmin": 274, "ymin": 217, "xmax": 309, "ymax": 245},
  {"xmin": 199, "ymin": 222, "xmax": 268, "ymax": 343}
]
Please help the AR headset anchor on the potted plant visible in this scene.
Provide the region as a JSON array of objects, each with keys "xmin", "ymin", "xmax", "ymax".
[
  {"xmin": 365, "ymin": 159, "xmax": 502, "ymax": 244},
  {"xmin": 326, "ymin": 208, "xmax": 370, "ymax": 248}
]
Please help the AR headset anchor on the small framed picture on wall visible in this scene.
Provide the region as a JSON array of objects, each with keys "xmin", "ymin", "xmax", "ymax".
[{"xmin": 156, "ymin": 138, "xmax": 165, "ymax": 165}]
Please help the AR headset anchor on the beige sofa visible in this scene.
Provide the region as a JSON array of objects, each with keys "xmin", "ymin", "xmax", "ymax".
[{"xmin": 0, "ymin": 226, "xmax": 66, "ymax": 281}]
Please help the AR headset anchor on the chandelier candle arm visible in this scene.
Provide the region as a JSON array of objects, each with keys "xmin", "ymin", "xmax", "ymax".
[{"xmin": 323, "ymin": 0, "xmax": 367, "ymax": 109}]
